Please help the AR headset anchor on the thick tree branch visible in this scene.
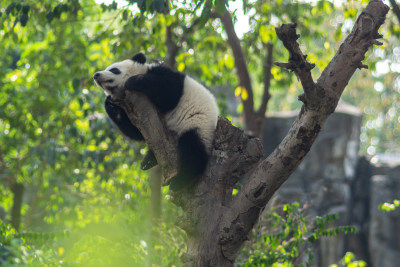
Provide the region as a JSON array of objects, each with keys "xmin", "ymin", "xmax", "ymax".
[
  {"xmin": 221, "ymin": 0, "xmax": 389, "ymax": 260},
  {"xmin": 390, "ymin": 0, "xmax": 400, "ymax": 25}
]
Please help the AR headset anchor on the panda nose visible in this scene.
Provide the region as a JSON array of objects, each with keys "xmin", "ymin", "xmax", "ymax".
[{"xmin": 93, "ymin": 72, "xmax": 101, "ymax": 80}]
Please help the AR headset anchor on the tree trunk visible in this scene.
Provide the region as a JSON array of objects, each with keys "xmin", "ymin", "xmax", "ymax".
[
  {"xmin": 170, "ymin": 118, "xmax": 264, "ymax": 266},
  {"xmin": 11, "ymin": 182, "xmax": 24, "ymax": 232}
]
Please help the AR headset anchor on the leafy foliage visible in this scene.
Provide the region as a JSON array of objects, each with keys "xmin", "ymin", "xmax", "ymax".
[
  {"xmin": 379, "ymin": 199, "xmax": 400, "ymax": 212},
  {"xmin": 237, "ymin": 203, "xmax": 356, "ymax": 266},
  {"xmin": 0, "ymin": 221, "xmax": 61, "ymax": 266},
  {"xmin": 331, "ymin": 252, "xmax": 367, "ymax": 267},
  {"xmin": 0, "ymin": 0, "xmax": 188, "ymax": 265}
]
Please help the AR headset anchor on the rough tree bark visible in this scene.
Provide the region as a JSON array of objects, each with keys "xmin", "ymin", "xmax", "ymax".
[{"xmin": 112, "ymin": 1, "xmax": 388, "ymax": 265}]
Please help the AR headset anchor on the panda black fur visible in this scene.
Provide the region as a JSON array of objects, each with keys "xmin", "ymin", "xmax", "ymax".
[{"xmin": 93, "ymin": 53, "xmax": 219, "ymax": 190}]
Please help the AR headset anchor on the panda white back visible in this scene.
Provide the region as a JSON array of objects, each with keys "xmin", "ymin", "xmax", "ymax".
[{"xmin": 165, "ymin": 76, "xmax": 218, "ymax": 150}]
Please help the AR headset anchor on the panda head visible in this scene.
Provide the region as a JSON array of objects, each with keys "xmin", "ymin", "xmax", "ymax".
[{"xmin": 93, "ymin": 53, "xmax": 148, "ymax": 95}]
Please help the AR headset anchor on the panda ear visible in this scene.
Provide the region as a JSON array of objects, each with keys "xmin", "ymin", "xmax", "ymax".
[{"xmin": 132, "ymin": 53, "xmax": 146, "ymax": 64}]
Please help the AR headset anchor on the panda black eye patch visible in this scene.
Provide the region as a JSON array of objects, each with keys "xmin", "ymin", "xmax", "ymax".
[{"xmin": 109, "ymin": 68, "xmax": 121, "ymax": 75}]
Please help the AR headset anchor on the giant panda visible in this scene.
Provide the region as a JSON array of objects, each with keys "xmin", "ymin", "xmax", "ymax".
[{"xmin": 93, "ymin": 52, "xmax": 219, "ymax": 190}]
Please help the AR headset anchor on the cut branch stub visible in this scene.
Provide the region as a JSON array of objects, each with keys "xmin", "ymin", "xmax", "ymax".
[{"xmin": 275, "ymin": 23, "xmax": 315, "ymax": 72}]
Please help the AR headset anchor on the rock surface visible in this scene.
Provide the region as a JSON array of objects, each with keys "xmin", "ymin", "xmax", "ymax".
[
  {"xmin": 368, "ymin": 166, "xmax": 400, "ymax": 267},
  {"xmin": 261, "ymin": 102, "xmax": 400, "ymax": 266}
]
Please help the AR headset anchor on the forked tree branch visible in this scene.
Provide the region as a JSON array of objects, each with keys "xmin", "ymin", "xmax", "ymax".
[
  {"xmin": 220, "ymin": 0, "xmax": 389, "ymax": 258},
  {"xmin": 112, "ymin": 1, "xmax": 389, "ymax": 265}
]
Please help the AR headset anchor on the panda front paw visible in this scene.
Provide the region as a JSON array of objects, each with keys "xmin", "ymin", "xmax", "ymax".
[
  {"xmin": 105, "ymin": 96, "xmax": 126, "ymax": 126},
  {"xmin": 105, "ymin": 96, "xmax": 119, "ymax": 115},
  {"xmin": 105, "ymin": 96, "xmax": 123, "ymax": 118},
  {"xmin": 125, "ymin": 75, "xmax": 142, "ymax": 92}
]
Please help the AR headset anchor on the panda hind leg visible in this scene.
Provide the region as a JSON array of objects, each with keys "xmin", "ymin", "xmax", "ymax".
[
  {"xmin": 169, "ymin": 129, "xmax": 209, "ymax": 191},
  {"xmin": 141, "ymin": 150, "xmax": 158, "ymax": 170}
]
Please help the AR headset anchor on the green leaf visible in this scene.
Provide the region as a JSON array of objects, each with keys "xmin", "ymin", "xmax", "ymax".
[
  {"xmin": 145, "ymin": 0, "xmax": 153, "ymax": 12},
  {"xmin": 153, "ymin": 0, "xmax": 165, "ymax": 13},
  {"xmin": 224, "ymin": 55, "xmax": 234, "ymax": 69},
  {"xmin": 22, "ymin": 5, "xmax": 30, "ymax": 14},
  {"xmin": 242, "ymin": 0, "xmax": 248, "ymax": 13},
  {"xmin": 177, "ymin": 62, "xmax": 185, "ymax": 72},
  {"xmin": 123, "ymin": 10, "xmax": 128, "ymax": 20},
  {"xmin": 199, "ymin": 0, "xmax": 212, "ymax": 27},
  {"xmin": 53, "ymin": 5, "xmax": 61, "ymax": 19},
  {"xmin": 215, "ymin": 0, "xmax": 226, "ymax": 16},
  {"xmin": 342, "ymin": 252, "xmax": 354, "ymax": 264},
  {"xmin": 379, "ymin": 201, "xmax": 400, "ymax": 212},
  {"xmin": 20, "ymin": 14, "xmax": 29, "ymax": 27},
  {"xmin": 6, "ymin": 2, "xmax": 16, "ymax": 15},
  {"xmin": 137, "ymin": 0, "xmax": 146, "ymax": 11},
  {"xmin": 72, "ymin": 78, "xmax": 80, "ymax": 91},
  {"xmin": 47, "ymin": 11, "xmax": 54, "ymax": 23},
  {"xmin": 260, "ymin": 25, "xmax": 269, "ymax": 43},
  {"xmin": 61, "ymin": 4, "xmax": 69, "ymax": 13}
]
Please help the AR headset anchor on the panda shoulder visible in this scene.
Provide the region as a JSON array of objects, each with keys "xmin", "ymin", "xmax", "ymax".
[{"xmin": 148, "ymin": 63, "xmax": 186, "ymax": 78}]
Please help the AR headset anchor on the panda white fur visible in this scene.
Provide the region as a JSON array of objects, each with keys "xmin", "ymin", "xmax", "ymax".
[{"xmin": 93, "ymin": 53, "xmax": 219, "ymax": 190}]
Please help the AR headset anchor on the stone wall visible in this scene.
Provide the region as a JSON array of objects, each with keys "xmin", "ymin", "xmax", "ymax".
[
  {"xmin": 345, "ymin": 156, "xmax": 373, "ymax": 265},
  {"xmin": 368, "ymin": 165, "xmax": 400, "ymax": 267},
  {"xmin": 262, "ymin": 102, "xmax": 400, "ymax": 266}
]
